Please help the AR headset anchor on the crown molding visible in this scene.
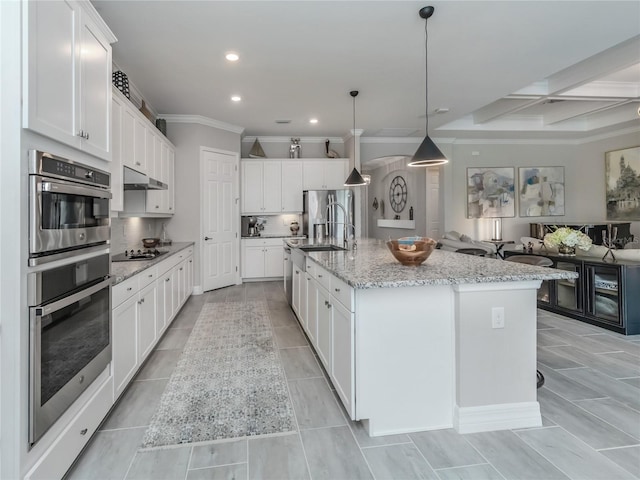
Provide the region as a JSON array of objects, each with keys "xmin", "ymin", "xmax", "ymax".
[
  {"xmin": 242, "ymin": 136, "xmax": 344, "ymax": 144},
  {"xmin": 160, "ymin": 115, "xmax": 244, "ymax": 134}
]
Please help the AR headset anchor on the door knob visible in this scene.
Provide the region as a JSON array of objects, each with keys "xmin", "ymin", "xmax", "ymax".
[{"xmin": 204, "ymin": 236, "xmax": 211, "ymax": 240}]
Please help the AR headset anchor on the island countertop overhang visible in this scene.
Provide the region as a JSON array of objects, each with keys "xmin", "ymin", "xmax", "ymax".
[{"xmin": 286, "ymin": 238, "xmax": 578, "ymax": 289}]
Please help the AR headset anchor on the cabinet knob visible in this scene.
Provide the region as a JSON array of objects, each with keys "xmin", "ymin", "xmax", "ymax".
[
  {"xmin": 180, "ymin": 267, "xmax": 183, "ymax": 271},
  {"xmin": 80, "ymin": 428, "xmax": 88, "ymax": 436},
  {"xmin": 204, "ymin": 236, "xmax": 211, "ymax": 240},
  {"xmin": 295, "ymin": 271, "xmax": 299, "ymax": 275},
  {"xmin": 127, "ymin": 287, "xmax": 132, "ymax": 291},
  {"xmin": 165, "ymin": 278, "xmax": 170, "ymax": 282},
  {"xmin": 335, "ymin": 288, "xmax": 340, "ymax": 292},
  {"xmin": 148, "ymin": 274, "xmax": 153, "ymax": 278},
  {"xmin": 136, "ymin": 161, "xmax": 141, "ymax": 166},
  {"xmin": 318, "ymin": 274, "xmax": 322, "ymax": 278},
  {"xmin": 85, "ymin": 132, "xmax": 90, "ymax": 140},
  {"xmin": 77, "ymin": 129, "xmax": 84, "ymax": 138}
]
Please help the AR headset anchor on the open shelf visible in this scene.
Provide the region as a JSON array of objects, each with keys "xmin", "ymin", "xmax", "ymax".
[{"xmin": 377, "ymin": 219, "xmax": 415, "ymax": 229}]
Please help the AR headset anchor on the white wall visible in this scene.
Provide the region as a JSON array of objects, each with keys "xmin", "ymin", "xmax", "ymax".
[
  {"xmin": 166, "ymin": 122, "xmax": 241, "ymax": 289},
  {"xmin": 444, "ymin": 131, "xmax": 640, "ymax": 243}
]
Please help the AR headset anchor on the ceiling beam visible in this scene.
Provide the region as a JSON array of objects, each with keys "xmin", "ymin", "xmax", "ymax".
[
  {"xmin": 472, "ymin": 98, "xmax": 543, "ymax": 124},
  {"xmin": 546, "ymin": 36, "xmax": 640, "ymax": 95}
]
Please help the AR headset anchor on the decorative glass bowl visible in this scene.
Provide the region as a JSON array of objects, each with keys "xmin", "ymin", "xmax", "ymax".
[{"xmin": 386, "ymin": 236, "xmax": 437, "ymax": 266}]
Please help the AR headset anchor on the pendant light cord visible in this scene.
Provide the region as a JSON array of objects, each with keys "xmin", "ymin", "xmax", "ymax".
[
  {"xmin": 353, "ymin": 92, "xmax": 357, "ymax": 168},
  {"xmin": 424, "ymin": 18, "xmax": 429, "ymax": 137}
]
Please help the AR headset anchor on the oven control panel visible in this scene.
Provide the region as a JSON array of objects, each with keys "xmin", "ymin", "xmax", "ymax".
[{"xmin": 29, "ymin": 150, "xmax": 110, "ymax": 188}]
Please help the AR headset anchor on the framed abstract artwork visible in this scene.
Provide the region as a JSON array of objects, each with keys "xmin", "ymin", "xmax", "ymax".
[
  {"xmin": 605, "ymin": 146, "xmax": 640, "ymax": 221},
  {"xmin": 518, "ymin": 167, "xmax": 565, "ymax": 217},
  {"xmin": 466, "ymin": 167, "xmax": 515, "ymax": 218}
]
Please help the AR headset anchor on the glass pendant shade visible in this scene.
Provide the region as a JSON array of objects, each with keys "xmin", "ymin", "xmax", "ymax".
[
  {"xmin": 344, "ymin": 167, "xmax": 367, "ymax": 186},
  {"xmin": 407, "ymin": 135, "xmax": 448, "ymax": 167}
]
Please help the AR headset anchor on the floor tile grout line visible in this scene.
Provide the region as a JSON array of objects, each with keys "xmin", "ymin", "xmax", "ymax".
[
  {"xmin": 183, "ymin": 446, "xmax": 194, "ymax": 480},
  {"xmin": 187, "ymin": 461, "xmax": 249, "ymax": 473},
  {"xmin": 596, "ymin": 443, "xmax": 640, "ymax": 452},
  {"xmin": 539, "ymin": 383, "xmax": 639, "ymax": 445},
  {"xmin": 265, "ymin": 299, "xmax": 314, "ymax": 480},
  {"xmin": 358, "ymin": 440, "xmax": 414, "ymax": 450},
  {"xmin": 430, "ymin": 461, "xmax": 496, "ymax": 472}
]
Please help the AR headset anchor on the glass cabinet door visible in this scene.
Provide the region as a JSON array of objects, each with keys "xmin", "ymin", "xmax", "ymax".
[
  {"xmin": 585, "ymin": 264, "xmax": 621, "ymax": 325},
  {"xmin": 554, "ymin": 261, "xmax": 582, "ymax": 313}
]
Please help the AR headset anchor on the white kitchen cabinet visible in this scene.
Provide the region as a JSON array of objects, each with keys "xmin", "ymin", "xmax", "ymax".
[
  {"xmin": 110, "ymin": 94, "xmax": 124, "ymax": 212},
  {"xmin": 281, "ymin": 161, "xmax": 303, "ymax": 212},
  {"xmin": 167, "ymin": 148, "xmax": 176, "ymax": 214},
  {"xmin": 316, "ymin": 283, "xmax": 332, "ymax": 370},
  {"xmin": 112, "ymin": 294, "xmax": 138, "ymax": 399},
  {"xmin": 292, "ymin": 264, "xmax": 302, "ymax": 317},
  {"xmin": 23, "ymin": 0, "xmax": 115, "ymax": 161},
  {"xmin": 137, "ymin": 281, "xmax": 158, "ymax": 361},
  {"xmin": 302, "ymin": 159, "xmax": 348, "ymax": 190},
  {"xmin": 121, "ymin": 106, "xmax": 136, "ymax": 169},
  {"xmin": 145, "ymin": 127, "xmax": 157, "ymax": 178},
  {"xmin": 133, "ymin": 117, "xmax": 147, "ymax": 173},
  {"xmin": 156, "ymin": 270, "xmax": 170, "ymax": 336},
  {"xmin": 306, "ymin": 273, "xmax": 318, "ymax": 343},
  {"xmin": 241, "ymin": 160, "xmax": 282, "ymax": 214},
  {"xmin": 331, "ymin": 299, "xmax": 355, "ymax": 417},
  {"xmin": 242, "ymin": 238, "xmax": 284, "ymax": 279}
]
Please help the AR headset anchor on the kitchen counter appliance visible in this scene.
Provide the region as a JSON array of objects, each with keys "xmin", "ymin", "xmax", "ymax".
[
  {"xmin": 112, "ymin": 249, "xmax": 168, "ymax": 261},
  {"xmin": 28, "ymin": 150, "xmax": 111, "ymax": 266}
]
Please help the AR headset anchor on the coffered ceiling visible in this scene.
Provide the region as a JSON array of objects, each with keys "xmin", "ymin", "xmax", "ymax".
[{"xmin": 92, "ymin": 1, "xmax": 640, "ymax": 141}]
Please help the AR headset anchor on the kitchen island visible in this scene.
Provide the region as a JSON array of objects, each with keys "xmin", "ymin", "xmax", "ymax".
[{"xmin": 286, "ymin": 238, "xmax": 577, "ymax": 436}]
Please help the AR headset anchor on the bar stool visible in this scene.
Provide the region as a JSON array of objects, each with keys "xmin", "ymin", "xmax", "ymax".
[{"xmin": 506, "ymin": 254, "xmax": 552, "ymax": 388}]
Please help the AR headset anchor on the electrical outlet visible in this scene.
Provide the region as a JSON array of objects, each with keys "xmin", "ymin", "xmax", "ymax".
[{"xmin": 492, "ymin": 307, "xmax": 505, "ymax": 329}]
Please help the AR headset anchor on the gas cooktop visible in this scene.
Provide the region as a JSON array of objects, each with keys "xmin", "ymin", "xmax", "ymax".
[{"xmin": 112, "ymin": 249, "xmax": 168, "ymax": 262}]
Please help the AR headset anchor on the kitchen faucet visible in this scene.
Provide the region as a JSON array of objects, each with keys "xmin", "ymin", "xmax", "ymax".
[{"xmin": 325, "ymin": 201, "xmax": 357, "ymax": 250}]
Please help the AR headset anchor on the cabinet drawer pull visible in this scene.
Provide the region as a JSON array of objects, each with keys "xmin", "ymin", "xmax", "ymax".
[
  {"xmin": 165, "ymin": 278, "xmax": 170, "ymax": 282},
  {"xmin": 318, "ymin": 274, "xmax": 322, "ymax": 278},
  {"xmin": 334, "ymin": 288, "xmax": 340, "ymax": 292},
  {"xmin": 80, "ymin": 428, "xmax": 88, "ymax": 436},
  {"xmin": 148, "ymin": 274, "xmax": 153, "ymax": 278},
  {"xmin": 85, "ymin": 132, "xmax": 90, "ymax": 140},
  {"xmin": 127, "ymin": 287, "xmax": 132, "ymax": 291}
]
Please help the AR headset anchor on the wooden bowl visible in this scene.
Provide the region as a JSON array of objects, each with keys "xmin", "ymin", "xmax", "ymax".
[
  {"xmin": 142, "ymin": 238, "xmax": 160, "ymax": 248},
  {"xmin": 386, "ymin": 237, "xmax": 437, "ymax": 266}
]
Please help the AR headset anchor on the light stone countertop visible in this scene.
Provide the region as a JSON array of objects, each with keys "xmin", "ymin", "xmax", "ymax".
[
  {"xmin": 111, "ymin": 242, "xmax": 195, "ymax": 285},
  {"xmin": 291, "ymin": 238, "xmax": 578, "ymax": 289}
]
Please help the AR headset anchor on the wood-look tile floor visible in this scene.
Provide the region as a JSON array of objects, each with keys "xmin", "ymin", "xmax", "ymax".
[{"xmin": 66, "ymin": 282, "xmax": 640, "ymax": 480}]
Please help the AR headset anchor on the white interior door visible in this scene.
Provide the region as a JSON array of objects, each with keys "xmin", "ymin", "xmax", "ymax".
[
  {"xmin": 426, "ymin": 167, "xmax": 441, "ymax": 239},
  {"xmin": 201, "ymin": 148, "xmax": 239, "ymax": 291}
]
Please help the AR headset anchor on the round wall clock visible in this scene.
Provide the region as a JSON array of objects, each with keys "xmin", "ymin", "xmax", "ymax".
[{"xmin": 389, "ymin": 175, "xmax": 407, "ymax": 213}]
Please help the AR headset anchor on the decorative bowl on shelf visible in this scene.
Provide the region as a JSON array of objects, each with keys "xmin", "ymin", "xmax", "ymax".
[{"xmin": 386, "ymin": 236, "xmax": 437, "ymax": 266}]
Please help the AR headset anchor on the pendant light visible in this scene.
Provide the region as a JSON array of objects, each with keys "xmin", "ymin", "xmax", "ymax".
[
  {"xmin": 408, "ymin": 6, "xmax": 448, "ymax": 167},
  {"xmin": 344, "ymin": 90, "xmax": 367, "ymax": 186}
]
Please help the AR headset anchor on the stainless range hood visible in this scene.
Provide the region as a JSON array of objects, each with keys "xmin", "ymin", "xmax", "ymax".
[{"xmin": 123, "ymin": 166, "xmax": 167, "ymax": 190}]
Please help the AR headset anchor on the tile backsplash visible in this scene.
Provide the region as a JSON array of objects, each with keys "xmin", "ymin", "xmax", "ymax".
[{"xmin": 111, "ymin": 217, "xmax": 164, "ymax": 252}]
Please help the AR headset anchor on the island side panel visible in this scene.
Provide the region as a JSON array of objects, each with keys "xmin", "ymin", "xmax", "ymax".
[
  {"xmin": 355, "ymin": 285, "xmax": 455, "ymax": 436},
  {"xmin": 453, "ymin": 281, "xmax": 542, "ymax": 434}
]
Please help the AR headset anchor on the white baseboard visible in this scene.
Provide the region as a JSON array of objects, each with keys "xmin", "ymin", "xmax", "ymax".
[{"xmin": 454, "ymin": 402, "xmax": 541, "ymax": 434}]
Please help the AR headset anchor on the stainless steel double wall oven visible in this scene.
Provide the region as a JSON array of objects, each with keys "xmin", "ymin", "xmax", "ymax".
[{"xmin": 27, "ymin": 151, "xmax": 112, "ymax": 446}]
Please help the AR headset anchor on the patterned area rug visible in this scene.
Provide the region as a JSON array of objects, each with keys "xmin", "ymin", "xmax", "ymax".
[{"xmin": 141, "ymin": 300, "xmax": 296, "ymax": 448}]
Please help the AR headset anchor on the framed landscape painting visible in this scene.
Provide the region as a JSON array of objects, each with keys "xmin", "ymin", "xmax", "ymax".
[
  {"xmin": 518, "ymin": 167, "xmax": 565, "ymax": 217},
  {"xmin": 466, "ymin": 167, "xmax": 515, "ymax": 218},
  {"xmin": 605, "ymin": 146, "xmax": 640, "ymax": 221}
]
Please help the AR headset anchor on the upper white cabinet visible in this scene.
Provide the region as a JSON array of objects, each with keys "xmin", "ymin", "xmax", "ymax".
[
  {"xmin": 302, "ymin": 159, "xmax": 348, "ymax": 190},
  {"xmin": 281, "ymin": 161, "xmax": 303, "ymax": 212},
  {"xmin": 241, "ymin": 160, "xmax": 281, "ymax": 214},
  {"xmin": 241, "ymin": 159, "xmax": 304, "ymax": 214},
  {"xmin": 112, "ymin": 87, "xmax": 176, "ymax": 216},
  {"xmin": 23, "ymin": 0, "xmax": 116, "ymax": 161}
]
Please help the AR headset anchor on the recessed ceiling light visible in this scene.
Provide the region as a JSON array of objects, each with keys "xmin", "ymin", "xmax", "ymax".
[
  {"xmin": 225, "ymin": 53, "xmax": 239, "ymax": 61},
  {"xmin": 231, "ymin": 95, "xmax": 241, "ymax": 102},
  {"xmin": 309, "ymin": 118, "xmax": 318, "ymax": 124}
]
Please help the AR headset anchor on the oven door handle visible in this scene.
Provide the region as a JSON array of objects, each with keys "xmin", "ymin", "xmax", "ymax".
[
  {"xmin": 41, "ymin": 181, "xmax": 112, "ymax": 200},
  {"xmin": 38, "ymin": 276, "xmax": 112, "ymax": 316}
]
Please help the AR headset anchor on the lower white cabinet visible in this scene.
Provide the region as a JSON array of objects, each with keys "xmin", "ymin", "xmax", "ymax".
[
  {"xmin": 292, "ymin": 263, "xmax": 302, "ymax": 317},
  {"xmin": 112, "ymin": 294, "xmax": 139, "ymax": 399},
  {"xmin": 138, "ymin": 281, "xmax": 158, "ymax": 361},
  {"xmin": 316, "ymin": 284, "xmax": 332, "ymax": 371},
  {"xmin": 293, "ymin": 258, "xmax": 355, "ymax": 419},
  {"xmin": 242, "ymin": 238, "xmax": 284, "ymax": 279},
  {"xmin": 112, "ymin": 247, "xmax": 194, "ymax": 401}
]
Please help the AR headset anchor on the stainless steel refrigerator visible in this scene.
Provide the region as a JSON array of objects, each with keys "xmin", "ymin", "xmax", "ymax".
[{"xmin": 303, "ymin": 190, "xmax": 355, "ymax": 242}]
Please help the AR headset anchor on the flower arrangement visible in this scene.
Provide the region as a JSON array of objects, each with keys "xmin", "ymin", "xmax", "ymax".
[{"xmin": 543, "ymin": 227, "xmax": 592, "ymax": 253}]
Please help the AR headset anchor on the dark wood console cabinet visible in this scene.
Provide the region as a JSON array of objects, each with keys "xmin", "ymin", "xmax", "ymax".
[{"xmin": 505, "ymin": 251, "xmax": 640, "ymax": 335}]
